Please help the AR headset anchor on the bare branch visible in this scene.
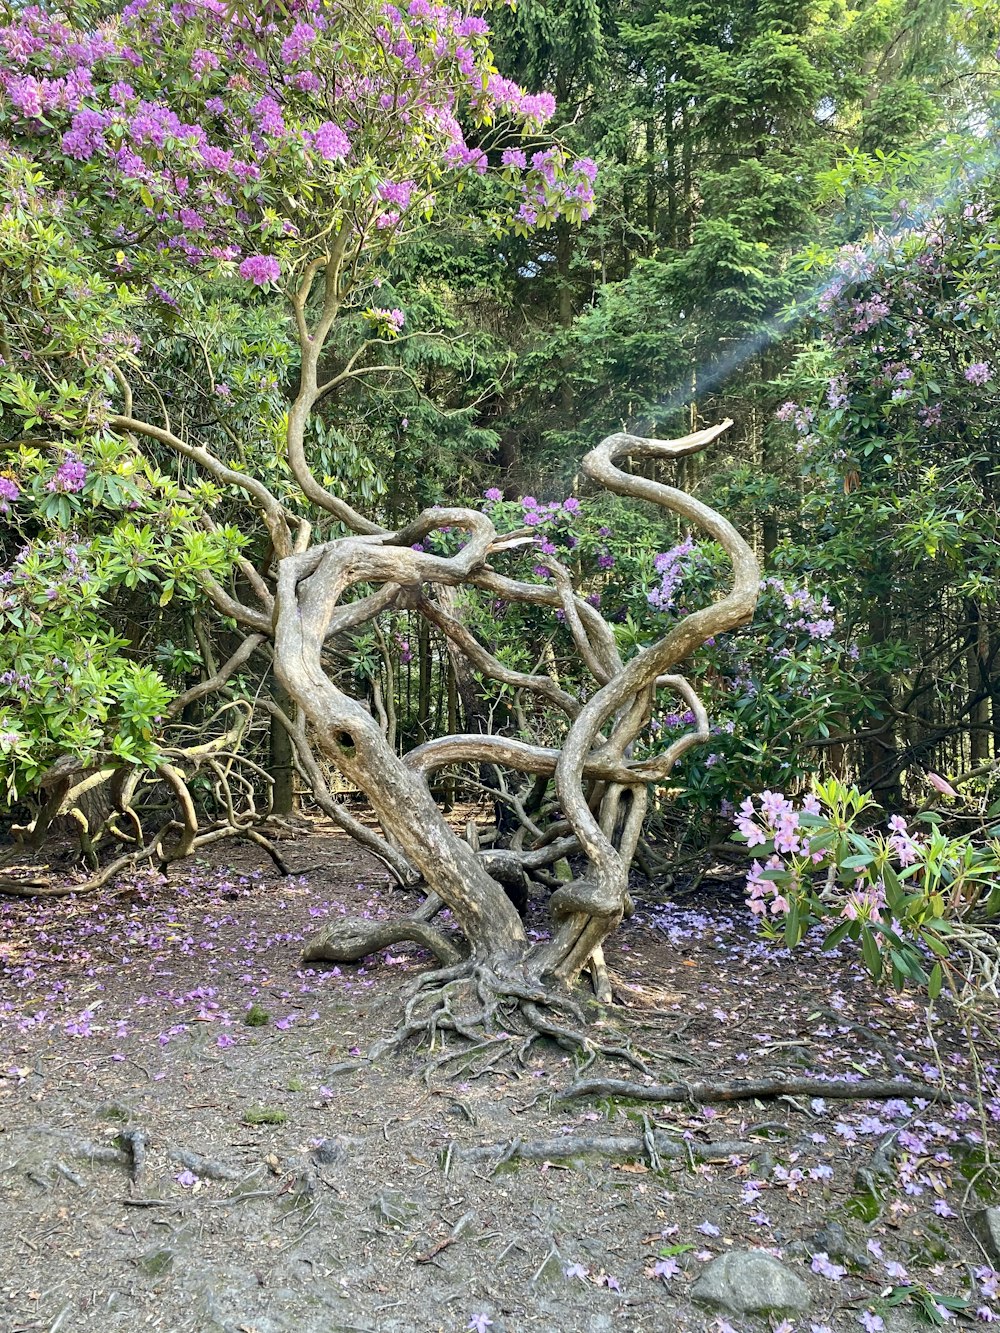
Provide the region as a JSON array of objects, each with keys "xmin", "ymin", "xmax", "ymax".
[
  {"xmin": 167, "ymin": 633, "xmax": 266, "ymax": 718},
  {"xmin": 110, "ymin": 414, "xmax": 293, "ymax": 556}
]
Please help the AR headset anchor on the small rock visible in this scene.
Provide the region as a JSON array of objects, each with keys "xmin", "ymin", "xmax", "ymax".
[
  {"xmin": 809, "ymin": 1221, "xmax": 850, "ymax": 1257},
  {"xmin": 970, "ymin": 1207, "xmax": 1000, "ymax": 1265},
  {"xmin": 691, "ymin": 1250, "xmax": 811, "ymax": 1315},
  {"xmin": 311, "ymin": 1138, "xmax": 344, "ymax": 1166},
  {"xmin": 804, "ymin": 1219, "xmax": 870, "ymax": 1269},
  {"xmin": 96, "ymin": 1101, "xmax": 133, "ymax": 1122}
]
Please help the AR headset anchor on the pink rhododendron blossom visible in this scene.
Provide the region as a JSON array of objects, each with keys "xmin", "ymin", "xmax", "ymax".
[
  {"xmin": 239, "ymin": 255, "xmax": 280, "ymax": 285},
  {"xmin": 311, "ymin": 121, "xmax": 350, "ymax": 159}
]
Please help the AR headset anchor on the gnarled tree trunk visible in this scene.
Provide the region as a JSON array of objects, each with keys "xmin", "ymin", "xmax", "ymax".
[{"xmin": 273, "ymin": 421, "xmax": 759, "ymax": 1012}]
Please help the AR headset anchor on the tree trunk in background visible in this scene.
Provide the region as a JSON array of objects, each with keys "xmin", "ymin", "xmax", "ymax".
[
  {"xmin": 862, "ymin": 583, "xmax": 902, "ymax": 807},
  {"xmin": 967, "ymin": 600, "xmax": 991, "ymax": 765},
  {"xmin": 665, "ymin": 116, "xmax": 677, "ymax": 250},
  {"xmin": 645, "ymin": 119, "xmax": 657, "ymax": 254},
  {"xmin": 269, "ymin": 676, "xmax": 296, "ymax": 814},
  {"xmin": 417, "ymin": 613, "xmax": 432, "ymax": 744},
  {"xmin": 681, "ymin": 105, "xmax": 693, "ymax": 246},
  {"xmin": 990, "ymin": 624, "xmax": 1000, "ymax": 763},
  {"xmin": 434, "ymin": 585, "xmax": 486, "ymax": 734}
]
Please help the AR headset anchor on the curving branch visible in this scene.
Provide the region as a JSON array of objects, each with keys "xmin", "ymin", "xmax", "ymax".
[
  {"xmin": 52, "ymin": 405, "xmax": 759, "ymax": 1026},
  {"xmin": 417, "ymin": 594, "xmax": 580, "ymax": 719},
  {"xmin": 532, "ymin": 421, "xmax": 760, "ymax": 982},
  {"xmin": 110, "ymin": 414, "xmax": 294, "ymax": 556},
  {"xmin": 167, "ymin": 633, "xmax": 266, "ymax": 718}
]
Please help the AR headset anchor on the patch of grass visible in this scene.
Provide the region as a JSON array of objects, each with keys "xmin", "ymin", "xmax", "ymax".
[
  {"xmin": 243, "ymin": 1004, "xmax": 270, "ymax": 1027},
  {"xmin": 285, "ymin": 1077, "xmax": 306, "ymax": 1092},
  {"xmin": 957, "ymin": 1145, "xmax": 1000, "ymax": 1201},
  {"xmin": 908, "ymin": 1222, "xmax": 957, "ymax": 1268},
  {"xmin": 243, "ymin": 1106, "xmax": 288, "ymax": 1126},
  {"xmin": 845, "ymin": 1186, "xmax": 881, "ymax": 1222},
  {"xmin": 96, "ymin": 1102, "xmax": 131, "ymax": 1122}
]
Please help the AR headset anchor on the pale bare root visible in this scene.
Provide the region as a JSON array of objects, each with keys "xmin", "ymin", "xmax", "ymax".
[
  {"xmin": 301, "ymin": 911, "xmax": 463, "ymax": 967},
  {"xmin": 339, "ymin": 951, "xmax": 658, "ymax": 1080},
  {"xmin": 1, "ymin": 711, "xmax": 293, "ymax": 898}
]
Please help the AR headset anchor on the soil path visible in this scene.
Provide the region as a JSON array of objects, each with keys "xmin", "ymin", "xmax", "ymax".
[{"xmin": 0, "ymin": 829, "xmax": 996, "ymax": 1332}]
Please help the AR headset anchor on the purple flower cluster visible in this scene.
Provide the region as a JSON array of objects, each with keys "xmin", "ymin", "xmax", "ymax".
[
  {"xmin": 370, "ymin": 306, "xmax": 405, "ymax": 334},
  {"xmin": 238, "ymin": 255, "xmax": 280, "ymax": 285},
  {"xmin": 887, "ymin": 813, "xmax": 918, "ymax": 867},
  {"xmin": 1, "ymin": 0, "xmax": 589, "ymax": 301},
  {"xmin": 511, "ymin": 148, "xmax": 597, "ymax": 225},
  {"xmin": 280, "ymin": 21, "xmax": 317, "ymax": 65},
  {"xmin": 0, "ymin": 477, "xmax": 19, "ymax": 515},
  {"xmin": 762, "ymin": 577, "xmax": 835, "ymax": 641},
  {"xmin": 46, "ymin": 454, "xmax": 87, "ymax": 494},
  {"xmin": 189, "ymin": 47, "xmax": 219, "ymax": 78},
  {"xmin": 964, "ymin": 360, "xmax": 993, "ymax": 386},
  {"xmin": 0, "ymin": 535, "xmax": 94, "ymax": 620},
  {"xmin": 310, "ymin": 121, "xmax": 350, "ymax": 160},
  {"xmin": 481, "ymin": 491, "xmax": 585, "ymax": 569},
  {"xmin": 648, "ymin": 536, "xmax": 695, "ymax": 612}
]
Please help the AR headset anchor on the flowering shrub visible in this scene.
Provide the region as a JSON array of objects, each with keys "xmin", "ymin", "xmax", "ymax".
[
  {"xmin": 768, "ymin": 180, "xmax": 1000, "ymax": 798},
  {"xmin": 0, "ymin": 0, "xmax": 595, "ymax": 809},
  {"xmin": 638, "ymin": 546, "xmax": 866, "ymax": 834},
  {"xmin": 735, "ymin": 777, "xmax": 1000, "ymax": 996},
  {"xmin": 0, "ymin": 0, "xmax": 596, "ymax": 305}
]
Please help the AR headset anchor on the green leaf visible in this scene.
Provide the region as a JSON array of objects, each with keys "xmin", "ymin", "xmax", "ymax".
[
  {"xmin": 860, "ymin": 927, "xmax": 883, "ymax": 981},
  {"xmin": 928, "ymin": 962, "xmax": 943, "ymax": 999},
  {"xmin": 784, "ymin": 899, "xmax": 801, "ymax": 949},
  {"xmin": 821, "ymin": 920, "xmax": 852, "ymax": 951}
]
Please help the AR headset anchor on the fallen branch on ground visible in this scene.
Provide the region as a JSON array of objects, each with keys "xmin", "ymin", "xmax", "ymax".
[{"xmin": 555, "ymin": 1075, "xmax": 948, "ymax": 1105}]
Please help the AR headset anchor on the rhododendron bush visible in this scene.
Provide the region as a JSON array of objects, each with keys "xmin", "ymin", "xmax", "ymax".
[
  {"xmin": 735, "ymin": 778, "xmax": 1000, "ymax": 1001},
  {"xmin": 770, "ymin": 182, "xmax": 1000, "ymax": 807},
  {"xmin": 0, "ymin": 0, "xmax": 593, "ymax": 794}
]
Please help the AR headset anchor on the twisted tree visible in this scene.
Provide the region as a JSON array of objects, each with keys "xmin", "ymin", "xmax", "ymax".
[{"xmin": 244, "ymin": 398, "xmax": 760, "ymax": 1035}]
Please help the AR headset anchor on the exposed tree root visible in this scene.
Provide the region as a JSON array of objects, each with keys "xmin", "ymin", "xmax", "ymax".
[
  {"xmin": 453, "ymin": 1129, "xmax": 783, "ymax": 1174},
  {"xmin": 358, "ymin": 957, "xmax": 656, "ymax": 1078},
  {"xmin": 302, "ymin": 911, "xmax": 463, "ymax": 967},
  {"xmin": 0, "ymin": 818, "xmax": 293, "ymax": 898},
  {"xmin": 555, "ymin": 1075, "xmax": 950, "ymax": 1106}
]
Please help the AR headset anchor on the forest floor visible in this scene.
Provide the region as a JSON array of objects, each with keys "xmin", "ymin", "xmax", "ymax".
[{"xmin": 0, "ymin": 819, "xmax": 998, "ymax": 1333}]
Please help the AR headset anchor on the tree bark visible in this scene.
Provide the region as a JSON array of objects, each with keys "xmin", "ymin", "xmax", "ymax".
[{"xmin": 268, "ymin": 675, "xmax": 296, "ymax": 815}]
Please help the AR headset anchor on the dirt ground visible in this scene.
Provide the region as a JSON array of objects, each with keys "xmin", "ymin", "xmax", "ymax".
[{"xmin": 0, "ymin": 823, "xmax": 998, "ymax": 1333}]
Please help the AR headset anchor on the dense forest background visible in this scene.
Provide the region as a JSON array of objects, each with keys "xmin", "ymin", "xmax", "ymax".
[
  {"xmin": 2, "ymin": 0, "xmax": 1000, "ymax": 872},
  {"xmin": 356, "ymin": 0, "xmax": 1000, "ymax": 829}
]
